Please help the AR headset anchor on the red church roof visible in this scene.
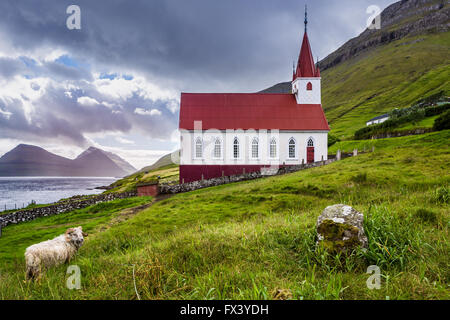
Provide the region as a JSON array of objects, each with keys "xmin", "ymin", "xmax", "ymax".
[
  {"xmin": 294, "ymin": 32, "xmax": 320, "ymax": 79},
  {"xmin": 179, "ymin": 93, "xmax": 330, "ymax": 131}
]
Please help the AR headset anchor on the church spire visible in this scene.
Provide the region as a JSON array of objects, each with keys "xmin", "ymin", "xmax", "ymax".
[
  {"xmin": 304, "ymin": 4, "xmax": 308, "ymax": 32},
  {"xmin": 293, "ymin": 5, "xmax": 319, "ymax": 79}
]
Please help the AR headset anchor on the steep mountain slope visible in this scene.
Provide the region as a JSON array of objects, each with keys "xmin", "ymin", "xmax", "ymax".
[
  {"xmin": 90, "ymin": 148, "xmax": 136, "ymax": 174},
  {"xmin": 137, "ymin": 151, "xmax": 178, "ymax": 173},
  {"xmin": 0, "ymin": 145, "xmax": 132, "ymax": 177},
  {"xmin": 261, "ymin": 0, "xmax": 450, "ymax": 139},
  {"xmin": 73, "ymin": 147, "xmax": 129, "ymax": 177},
  {"xmin": 0, "ymin": 144, "xmax": 74, "ymax": 176}
]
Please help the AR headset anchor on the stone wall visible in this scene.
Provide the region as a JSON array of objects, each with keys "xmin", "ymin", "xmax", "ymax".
[
  {"xmin": 160, "ymin": 159, "xmax": 337, "ymax": 194},
  {"xmin": 0, "ymin": 191, "xmax": 136, "ymax": 228}
]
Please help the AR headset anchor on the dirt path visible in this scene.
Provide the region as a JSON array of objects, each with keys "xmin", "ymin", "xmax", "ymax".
[{"xmin": 102, "ymin": 194, "xmax": 175, "ymax": 229}]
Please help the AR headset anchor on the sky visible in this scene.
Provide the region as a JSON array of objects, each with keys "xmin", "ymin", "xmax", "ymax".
[{"xmin": 0, "ymin": 0, "xmax": 395, "ymax": 170}]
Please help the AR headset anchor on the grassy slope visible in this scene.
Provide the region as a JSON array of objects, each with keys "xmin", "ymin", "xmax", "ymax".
[
  {"xmin": 106, "ymin": 164, "xmax": 179, "ymax": 193},
  {"xmin": 0, "ymin": 131, "xmax": 448, "ymax": 299},
  {"xmin": 0, "ymin": 197, "xmax": 152, "ymax": 263},
  {"xmin": 322, "ymin": 32, "xmax": 450, "ymax": 139}
]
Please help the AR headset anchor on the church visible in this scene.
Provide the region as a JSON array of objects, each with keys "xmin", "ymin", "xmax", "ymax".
[{"xmin": 178, "ymin": 11, "xmax": 330, "ymax": 183}]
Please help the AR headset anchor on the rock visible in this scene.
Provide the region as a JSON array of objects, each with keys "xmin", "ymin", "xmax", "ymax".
[
  {"xmin": 272, "ymin": 289, "xmax": 293, "ymax": 300},
  {"xmin": 316, "ymin": 204, "xmax": 368, "ymax": 253}
]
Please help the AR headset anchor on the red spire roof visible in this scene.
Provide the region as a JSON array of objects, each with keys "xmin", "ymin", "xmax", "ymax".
[{"xmin": 295, "ymin": 32, "xmax": 320, "ymax": 78}]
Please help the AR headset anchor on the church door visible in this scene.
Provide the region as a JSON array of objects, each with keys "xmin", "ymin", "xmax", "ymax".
[
  {"xmin": 307, "ymin": 147, "xmax": 314, "ymax": 163},
  {"xmin": 307, "ymin": 138, "xmax": 315, "ymax": 163}
]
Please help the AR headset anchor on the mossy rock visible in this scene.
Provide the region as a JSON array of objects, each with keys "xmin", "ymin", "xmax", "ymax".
[
  {"xmin": 316, "ymin": 204, "xmax": 368, "ymax": 254},
  {"xmin": 317, "ymin": 220, "xmax": 362, "ymax": 254}
]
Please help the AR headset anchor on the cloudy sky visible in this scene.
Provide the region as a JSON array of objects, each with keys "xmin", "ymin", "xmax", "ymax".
[{"xmin": 0, "ymin": 0, "xmax": 395, "ymax": 169}]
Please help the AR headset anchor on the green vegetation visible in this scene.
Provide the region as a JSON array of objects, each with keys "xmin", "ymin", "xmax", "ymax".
[
  {"xmin": 0, "ymin": 197, "xmax": 151, "ymax": 263},
  {"xmin": 106, "ymin": 164, "xmax": 179, "ymax": 193},
  {"xmin": 0, "ymin": 131, "xmax": 448, "ymax": 300},
  {"xmin": 433, "ymin": 110, "xmax": 450, "ymax": 131},
  {"xmin": 354, "ymin": 100, "xmax": 449, "ymax": 139},
  {"xmin": 322, "ymin": 32, "xmax": 450, "ymax": 139}
]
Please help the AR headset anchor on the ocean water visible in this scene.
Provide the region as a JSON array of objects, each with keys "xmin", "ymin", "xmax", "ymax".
[{"xmin": 0, "ymin": 177, "xmax": 117, "ymax": 211}]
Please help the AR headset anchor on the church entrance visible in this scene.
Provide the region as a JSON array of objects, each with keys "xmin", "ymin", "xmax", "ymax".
[{"xmin": 307, "ymin": 138, "xmax": 314, "ymax": 163}]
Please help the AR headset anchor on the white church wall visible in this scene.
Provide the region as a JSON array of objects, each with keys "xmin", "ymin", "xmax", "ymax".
[
  {"xmin": 180, "ymin": 130, "xmax": 328, "ymax": 166},
  {"xmin": 292, "ymin": 78, "xmax": 321, "ymax": 104}
]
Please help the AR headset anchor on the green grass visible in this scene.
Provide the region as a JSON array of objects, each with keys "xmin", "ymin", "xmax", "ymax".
[
  {"xmin": 322, "ymin": 32, "xmax": 450, "ymax": 139},
  {"xmin": 106, "ymin": 164, "xmax": 179, "ymax": 193},
  {"xmin": 394, "ymin": 115, "xmax": 439, "ymax": 131},
  {"xmin": 0, "ymin": 131, "xmax": 448, "ymax": 300},
  {"xmin": 0, "ymin": 197, "xmax": 152, "ymax": 264}
]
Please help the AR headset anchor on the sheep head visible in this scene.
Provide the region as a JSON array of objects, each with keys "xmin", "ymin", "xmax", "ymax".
[{"xmin": 65, "ymin": 226, "xmax": 86, "ymax": 248}]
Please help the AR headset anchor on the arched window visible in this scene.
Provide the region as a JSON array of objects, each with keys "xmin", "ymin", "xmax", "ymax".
[
  {"xmin": 195, "ymin": 137, "xmax": 203, "ymax": 158},
  {"xmin": 251, "ymin": 138, "xmax": 259, "ymax": 159},
  {"xmin": 270, "ymin": 138, "xmax": 277, "ymax": 158},
  {"xmin": 307, "ymin": 82, "xmax": 313, "ymax": 91},
  {"xmin": 233, "ymin": 137, "xmax": 240, "ymax": 159},
  {"xmin": 214, "ymin": 138, "xmax": 222, "ymax": 158},
  {"xmin": 289, "ymin": 138, "xmax": 296, "ymax": 159},
  {"xmin": 307, "ymin": 138, "xmax": 314, "ymax": 147}
]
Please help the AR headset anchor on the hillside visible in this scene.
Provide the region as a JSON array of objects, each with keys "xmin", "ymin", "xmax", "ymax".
[
  {"xmin": 137, "ymin": 151, "xmax": 178, "ymax": 173},
  {"xmin": 262, "ymin": 0, "xmax": 450, "ymax": 139},
  {"xmin": 0, "ymin": 130, "xmax": 448, "ymax": 299},
  {"xmin": 0, "ymin": 145, "xmax": 135, "ymax": 177}
]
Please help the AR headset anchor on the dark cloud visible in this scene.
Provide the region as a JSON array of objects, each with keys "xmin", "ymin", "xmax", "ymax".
[
  {"xmin": 0, "ymin": 0, "xmax": 395, "ymax": 92},
  {"xmin": 0, "ymin": 0, "xmax": 395, "ymax": 151}
]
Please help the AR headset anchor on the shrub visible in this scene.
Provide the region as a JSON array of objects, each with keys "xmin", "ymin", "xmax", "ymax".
[
  {"xmin": 425, "ymin": 103, "xmax": 450, "ymax": 117},
  {"xmin": 328, "ymin": 134, "xmax": 341, "ymax": 147},
  {"xmin": 351, "ymin": 172, "xmax": 367, "ymax": 184},
  {"xmin": 433, "ymin": 110, "xmax": 450, "ymax": 131},
  {"xmin": 414, "ymin": 208, "xmax": 437, "ymax": 224},
  {"xmin": 433, "ymin": 186, "xmax": 449, "ymax": 204}
]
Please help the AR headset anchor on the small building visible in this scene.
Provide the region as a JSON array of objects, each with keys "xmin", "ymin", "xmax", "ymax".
[
  {"xmin": 136, "ymin": 181, "xmax": 159, "ymax": 197},
  {"xmin": 366, "ymin": 114, "xmax": 390, "ymax": 126}
]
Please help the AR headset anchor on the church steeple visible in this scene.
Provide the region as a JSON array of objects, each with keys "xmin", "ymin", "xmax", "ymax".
[
  {"xmin": 294, "ymin": 6, "xmax": 320, "ymax": 79},
  {"xmin": 292, "ymin": 6, "xmax": 322, "ymax": 105}
]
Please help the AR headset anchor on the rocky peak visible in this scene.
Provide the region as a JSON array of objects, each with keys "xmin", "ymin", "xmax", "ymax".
[{"xmin": 318, "ymin": 0, "xmax": 449, "ymax": 71}]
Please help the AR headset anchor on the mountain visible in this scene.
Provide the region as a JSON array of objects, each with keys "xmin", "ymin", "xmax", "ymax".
[
  {"xmin": 74, "ymin": 147, "xmax": 136, "ymax": 176},
  {"xmin": 72, "ymin": 147, "xmax": 130, "ymax": 177},
  {"xmin": 0, "ymin": 144, "xmax": 75, "ymax": 176},
  {"xmin": 101, "ymin": 149, "xmax": 136, "ymax": 174},
  {"xmin": 0, "ymin": 145, "xmax": 135, "ymax": 177},
  {"xmin": 261, "ymin": 0, "xmax": 450, "ymax": 139},
  {"xmin": 137, "ymin": 150, "xmax": 179, "ymax": 173}
]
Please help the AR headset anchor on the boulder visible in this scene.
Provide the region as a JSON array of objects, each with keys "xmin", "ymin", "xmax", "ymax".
[{"xmin": 316, "ymin": 204, "xmax": 368, "ymax": 253}]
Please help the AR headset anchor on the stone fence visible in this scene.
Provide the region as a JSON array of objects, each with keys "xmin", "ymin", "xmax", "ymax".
[
  {"xmin": 160, "ymin": 158, "xmax": 337, "ymax": 195},
  {"xmin": 0, "ymin": 191, "xmax": 136, "ymax": 228}
]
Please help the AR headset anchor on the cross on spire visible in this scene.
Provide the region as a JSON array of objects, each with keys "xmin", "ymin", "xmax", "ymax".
[{"xmin": 304, "ymin": 4, "xmax": 308, "ymax": 32}]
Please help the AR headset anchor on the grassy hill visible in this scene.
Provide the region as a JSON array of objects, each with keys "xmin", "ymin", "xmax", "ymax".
[
  {"xmin": 0, "ymin": 130, "xmax": 448, "ymax": 299},
  {"xmin": 322, "ymin": 32, "xmax": 450, "ymax": 139}
]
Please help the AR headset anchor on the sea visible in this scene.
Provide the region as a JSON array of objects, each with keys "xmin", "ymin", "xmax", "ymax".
[{"xmin": 0, "ymin": 177, "xmax": 118, "ymax": 212}]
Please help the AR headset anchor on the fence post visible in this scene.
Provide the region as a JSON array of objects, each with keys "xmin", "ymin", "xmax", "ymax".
[
  {"xmin": 353, "ymin": 149, "xmax": 358, "ymax": 156},
  {"xmin": 337, "ymin": 149, "xmax": 341, "ymax": 161}
]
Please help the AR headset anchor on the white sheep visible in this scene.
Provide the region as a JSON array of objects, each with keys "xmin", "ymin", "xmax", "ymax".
[{"xmin": 25, "ymin": 226, "xmax": 87, "ymax": 280}]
